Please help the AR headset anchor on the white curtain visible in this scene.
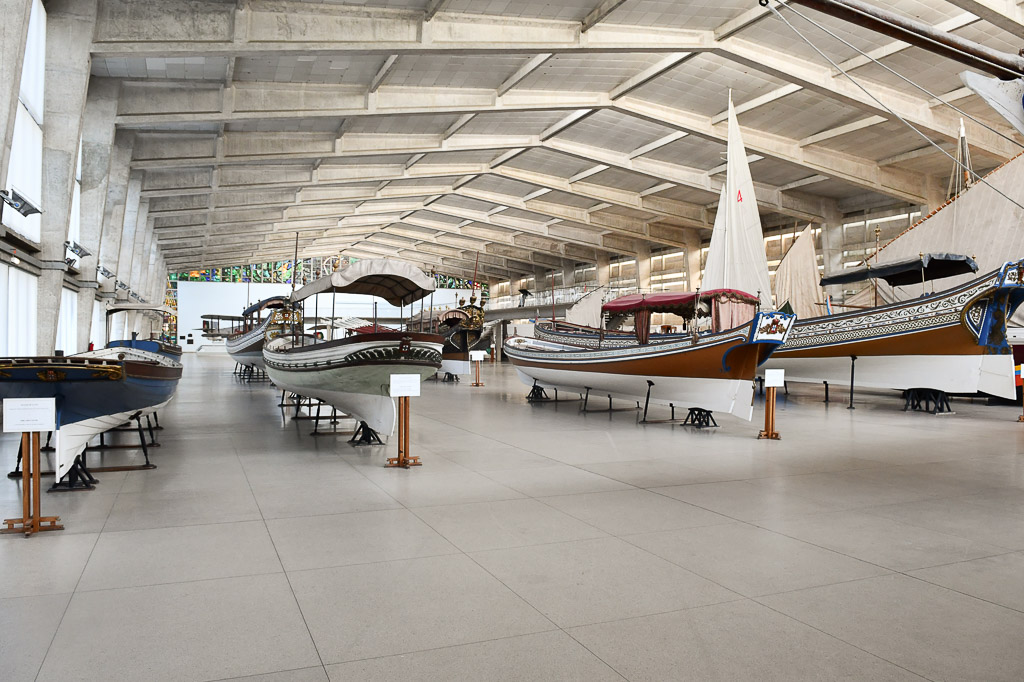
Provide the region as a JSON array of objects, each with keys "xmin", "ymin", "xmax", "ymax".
[
  {"xmin": 4, "ymin": 266, "xmax": 38, "ymax": 355},
  {"xmin": 91, "ymin": 299, "xmax": 106, "ymax": 349},
  {"xmin": 55, "ymin": 287, "xmax": 78, "ymax": 354}
]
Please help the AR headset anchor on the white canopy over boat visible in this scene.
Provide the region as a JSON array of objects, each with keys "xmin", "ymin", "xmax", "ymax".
[
  {"xmin": 701, "ymin": 95, "xmax": 774, "ymax": 311},
  {"xmin": 291, "ymin": 258, "xmax": 436, "ymax": 306}
]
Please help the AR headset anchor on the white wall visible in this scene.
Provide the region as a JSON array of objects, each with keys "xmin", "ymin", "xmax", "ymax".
[
  {"xmin": 90, "ymin": 299, "xmax": 106, "ymax": 349},
  {"xmin": 176, "ymin": 281, "xmax": 471, "ymax": 352}
]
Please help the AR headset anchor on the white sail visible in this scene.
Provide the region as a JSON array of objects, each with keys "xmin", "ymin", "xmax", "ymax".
[
  {"xmin": 565, "ymin": 286, "xmax": 606, "ymax": 328},
  {"xmin": 773, "ymin": 224, "xmax": 823, "ymax": 319},
  {"xmin": 873, "ymin": 152, "xmax": 1024, "ymax": 323},
  {"xmin": 701, "ymin": 95, "xmax": 774, "ymax": 310}
]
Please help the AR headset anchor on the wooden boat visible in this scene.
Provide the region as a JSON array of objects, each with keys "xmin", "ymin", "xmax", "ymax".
[
  {"xmin": 224, "ymin": 296, "xmax": 289, "ymax": 369},
  {"xmin": 764, "ymin": 260, "xmax": 1024, "ymax": 398},
  {"xmin": 104, "ymin": 303, "xmax": 182, "ymax": 360},
  {"xmin": 437, "ymin": 298, "xmax": 486, "ymax": 374},
  {"xmin": 505, "ymin": 291, "xmax": 794, "ymax": 420},
  {"xmin": 263, "ymin": 259, "xmax": 444, "ymax": 438},
  {"xmin": 0, "ymin": 347, "xmax": 182, "ymax": 480}
]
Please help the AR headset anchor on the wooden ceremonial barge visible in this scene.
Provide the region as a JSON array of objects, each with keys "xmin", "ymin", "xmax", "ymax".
[
  {"xmin": 504, "ymin": 310, "xmax": 794, "ymax": 421},
  {"xmin": 764, "ymin": 259, "xmax": 1024, "ymax": 399}
]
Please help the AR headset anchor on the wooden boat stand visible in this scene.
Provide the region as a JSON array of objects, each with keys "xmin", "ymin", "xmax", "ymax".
[
  {"xmin": 8, "ymin": 412, "xmax": 158, "ymax": 487},
  {"xmin": 580, "ymin": 387, "xmax": 641, "ymax": 413},
  {"xmin": 87, "ymin": 413, "xmax": 160, "ymax": 451},
  {"xmin": 639, "ymin": 381, "xmax": 690, "ymax": 425},
  {"xmin": 682, "ymin": 408, "xmax": 718, "ymax": 429},
  {"xmin": 902, "ymin": 388, "xmax": 954, "ymax": 415},
  {"xmin": 349, "ymin": 421, "xmax": 383, "ymax": 446},
  {"xmin": 526, "ymin": 382, "xmax": 582, "ymax": 404},
  {"xmin": 234, "ymin": 363, "xmax": 268, "ymax": 382},
  {"xmin": 758, "ymin": 386, "xmax": 781, "ymax": 439},
  {"xmin": 386, "ymin": 396, "xmax": 419, "ymax": 468},
  {"xmin": 3, "ymin": 432, "xmax": 64, "ymax": 536}
]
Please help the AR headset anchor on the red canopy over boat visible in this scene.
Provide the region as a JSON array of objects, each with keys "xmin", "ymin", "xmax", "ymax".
[{"xmin": 602, "ymin": 289, "xmax": 758, "ymax": 314}]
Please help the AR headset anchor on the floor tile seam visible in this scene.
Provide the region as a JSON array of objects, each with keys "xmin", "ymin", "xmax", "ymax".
[
  {"xmin": 852, "ymin": 506, "xmax": 1021, "ymax": 553},
  {"xmin": 203, "ymin": 664, "xmax": 331, "ymax": 682},
  {"xmin": 644, "ymin": 479, "xmax": 841, "ymax": 513},
  {"xmin": 415, "ymin": 408, "xmax": 577, "ymax": 466},
  {"xmin": 235, "ymin": 437, "xmax": 330, "ymax": 673},
  {"xmin": 33, "ymin": 531, "xmax": 102, "ymax": 682},
  {"xmin": 748, "ymin": 596, "xmax": 937, "ymax": 682},
  {"xmin": 258, "ymin": 504, "xmax": 407, "ymax": 521},
  {"xmin": 610, "ymin": 531, "xmax": 888, "ymax": 601},
  {"xmin": 281, "ymin": 547, "xmax": 466, "ymax": 575},
  {"xmin": 74, "ymin": 567, "xmax": 292, "ymax": 595},
  {"xmin": 530, "ymin": 493, "xmax": 737, "ymax": 538},
  {"xmin": 642, "ymin": 485, "xmax": 813, "ymax": 526},
  {"xmin": 314, "ymin": 627, "xmax": 572, "ymax": 669},
  {"xmin": 738, "ymin": 520, "xmax": 904, "ymax": 574},
  {"xmin": 408, "ymin": 502, "xmax": 612, "ymax": 555},
  {"xmin": 901, "ymin": 562, "xmax": 1024, "ymax": 617}
]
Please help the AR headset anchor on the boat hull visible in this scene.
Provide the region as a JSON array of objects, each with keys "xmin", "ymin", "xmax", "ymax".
[
  {"xmin": 765, "ymin": 260, "xmax": 1024, "ymax": 398},
  {"xmin": 264, "ymin": 332, "xmax": 443, "ymax": 436},
  {"xmin": 0, "ymin": 349, "xmax": 182, "ymax": 479},
  {"xmin": 504, "ymin": 312, "xmax": 794, "ymax": 421},
  {"xmin": 226, "ymin": 318, "xmax": 270, "ymax": 368}
]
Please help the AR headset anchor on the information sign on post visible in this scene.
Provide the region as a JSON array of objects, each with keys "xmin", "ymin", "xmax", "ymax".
[
  {"xmin": 389, "ymin": 373, "xmax": 421, "ymax": 397},
  {"xmin": 469, "ymin": 350, "xmax": 487, "ymax": 362},
  {"xmin": 758, "ymin": 370, "xmax": 784, "ymax": 440},
  {"xmin": 387, "ymin": 374, "xmax": 421, "ymax": 468},
  {"xmin": 2, "ymin": 398, "xmax": 56, "ymax": 433}
]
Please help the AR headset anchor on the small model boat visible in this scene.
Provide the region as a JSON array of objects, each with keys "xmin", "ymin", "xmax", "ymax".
[
  {"xmin": 263, "ymin": 259, "xmax": 444, "ymax": 438},
  {"xmin": 0, "ymin": 347, "xmax": 183, "ymax": 480},
  {"xmin": 505, "ymin": 291, "xmax": 794, "ymax": 420}
]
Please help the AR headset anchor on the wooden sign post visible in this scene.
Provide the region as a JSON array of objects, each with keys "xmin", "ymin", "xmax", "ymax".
[
  {"xmin": 387, "ymin": 374, "xmax": 421, "ymax": 468},
  {"xmin": 470, "ymin": 350, "xmax": 486, "ymax": 386},
  {"xmin": 3, "ymin": 399, "xmax": 63, "ymax": 536},
  {"xmin": 758, "ymin": 369, "xmax": 784, "ymax": 440}
]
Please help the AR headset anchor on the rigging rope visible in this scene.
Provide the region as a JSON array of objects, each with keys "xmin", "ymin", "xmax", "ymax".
[{"xmin": 760, "ymin": 0, "xmax": 1024, "ymax": 215}]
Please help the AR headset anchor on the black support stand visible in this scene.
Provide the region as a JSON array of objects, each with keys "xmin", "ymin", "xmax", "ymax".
[
  {"xmin": 682, "ymin": 408, "xmax": 718, "ymax": 428},
  {"xmin": 349, "ymin": 421, "xmax": 384, "ymax": 446},
  {"xmin": 902, "ymin": 388, "xmax": 954, "ymax": 415},
  {"xmin": 847, "ymin": 356, "xmax": 857, "ymax": 410}
]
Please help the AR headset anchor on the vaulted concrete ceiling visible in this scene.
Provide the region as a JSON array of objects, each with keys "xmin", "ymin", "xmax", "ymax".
[{"xmin": 91, "ymin": 0, "xmax": 1024, "ymax": 280}]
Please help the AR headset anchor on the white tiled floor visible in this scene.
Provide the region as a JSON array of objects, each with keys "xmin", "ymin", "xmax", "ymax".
[{"xmin": 3, "ymin": 353, "xmax": 1024, "ymax": 681}]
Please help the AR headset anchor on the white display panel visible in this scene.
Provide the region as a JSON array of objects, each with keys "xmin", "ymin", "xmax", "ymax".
[
  {"xmin": 2, "ymin": 398, "xmax": 55, "ymax": 433},
  {"xmin": 469, "ymin": 350, "xmax": 487, "ymax": 362},
  {"xmin": 764, "ymin": 369, "xmax": 785, "ymax": 388},
  {"xmin": 390, "ymin": 373, "xmax": 421, "ymax": 397}
]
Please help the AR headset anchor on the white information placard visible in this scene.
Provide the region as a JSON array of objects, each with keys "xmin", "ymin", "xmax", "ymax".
[
  {"xmin": 390, "ymin": 373, "xmax": 421, "ymax": 397},
  {"xmin": 3, "ymin": 398, "xmax": 56, "ymax": 433},
  {"xmin": 469, "ymin": 350, "xmax": 487, "ymax": 362},
  {"xmin": 764, "ymin": 369, "xmax": 785, "ymax": 388}
]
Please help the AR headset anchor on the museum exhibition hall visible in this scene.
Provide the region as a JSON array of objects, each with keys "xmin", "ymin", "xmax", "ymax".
[{"xmin": 2, "ymin": 0, "xmax": 1024, "ymax": 680}]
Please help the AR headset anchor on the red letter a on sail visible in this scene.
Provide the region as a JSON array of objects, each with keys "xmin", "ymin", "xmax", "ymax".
[{"xmin": 736, "ymin": 189, "xmax": 743, "ymax": 202}]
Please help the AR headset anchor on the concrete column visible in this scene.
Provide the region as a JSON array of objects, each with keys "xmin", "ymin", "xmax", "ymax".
[
  {"xmin": 819, "ymin": 207, "xmax": 845, "ymax": 302},
  {"xmin": 97, "ymin": 131, "xmax": 134, "ymax": 297},
  {"xmin": 682, "ymin": 227, "xmax": 702, "ymax": 291},
  {"xmin": 596, "ymin": 253, "xmax": 610, "ymax": 287},
  {"xmin": 35, "ymin": 0, "xmax": 98, "ymax": 354},
  {"xmin": 75, "ymin": 78, "xmax": 119, "ymax": 350},
  {"xmin": 636, "ymin": 242, "xmax": 651, "ymax": 291},
  {"xmin": 923, "ymin": 174, "xmax": 946, "ymax": 215},
  {"xmin": 115, "ymin": 172, "xmax": 143, "ymax": 300},
  {"xmin": 0, "ymin": 1, "xmax": 31, "ymax": 189},
  {"xmin": 562, "ymin": 265, "xmax": 575, "ymax": 287}
]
